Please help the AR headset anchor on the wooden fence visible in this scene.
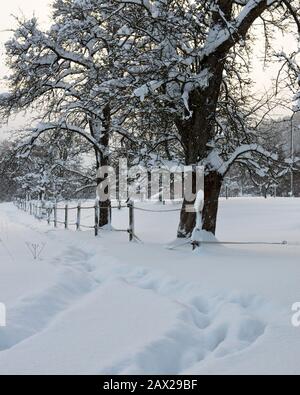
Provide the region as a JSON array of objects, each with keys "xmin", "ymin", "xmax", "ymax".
[
  {"xmin": 14, "ymin": 198, "xmax": 137, "ymax": 242},
  {"xmin": 13, "ymin": 198, "xmax": 288, "ymax": 249}
]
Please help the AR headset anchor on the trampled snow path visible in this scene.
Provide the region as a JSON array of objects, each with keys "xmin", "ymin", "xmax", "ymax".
[{"xmin": 0, "ymin": 200, "xmax": 300, "ymax": 374}]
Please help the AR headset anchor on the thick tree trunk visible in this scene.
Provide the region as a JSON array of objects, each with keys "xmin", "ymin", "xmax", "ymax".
[
  {"xmin": 98, "ymin": 195, "xmax": 111, "ymax": 228},
  {"xmin": 177, "ymin": 171, "xmax": 223, "ymax": 237},
  {"xmin": 90, "ymin": 106, "xmax": 111, "ymax": 228},
  {"xmin": 96, "ymin": 158, "xmax": 112, "ymax": 228},
  {"xmin": 177, "ymin": 198, "xmax": 196, "ymax": 238},
  {"xmin": 176, "ymin": 1, "xmax": 233, "ymax": 238},
  {"xmin": 202, "ymin": 171, "xmax": 223, "ymax": 234},
  {"xmin": 175, "ymin": 84, "xmax": 224, "ymax": 238}
]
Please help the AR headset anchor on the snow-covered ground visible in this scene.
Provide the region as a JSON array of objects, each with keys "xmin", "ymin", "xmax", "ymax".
[{"xmin": 0, "ymin": 198, "xmax": 300, "ymax": 375}]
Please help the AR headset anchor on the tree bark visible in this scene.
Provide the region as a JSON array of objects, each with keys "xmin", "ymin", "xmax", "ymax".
[
  {"xmin": 176, "ymin": 1, "xmax": 233, "ymax": 238},
  {"xmin": 177, "ymin": 198, "xmax": 196, "ymax": 238},
  {"xmin": 175, "ymin": 67, "xmax": 225, "ymax": 237},
  {"xmin": 98, "ymin": 196, "xmax": 111, "ymax": 228},
  {"xmin": 202, "ymin": 171, "xmax": 223, "ymax": 234},
  {"xmin": 177, "ymin": 171, "xmax": 223, "ymax": 237},
  {"xmin": 90, "ymin": 106, "xmax": 111, "ymax": 228}
]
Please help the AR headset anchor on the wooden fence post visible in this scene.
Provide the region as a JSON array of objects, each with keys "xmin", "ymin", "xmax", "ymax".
[
  {"xmin": 76, "ymin": 202, "xmax": 81, "ymax": 231},
  {"xmin": 159, "ymin": 173, "xmax": 163, "ymax": 203},
  {"xmin": 65, "ymin": 204, "xmax": 69, "ymax": 229},
  {"xmin": 128, "ymin": 201, "xmax": 135, "ymax": 242},
  {"xmin": 94, "ymin": 201, "xmax": 99, "ymax": 237},
  {"xmin": 147, "ymin": 171, "xmax": 151, "ymax": 200},
  {"xmin": 54, "ymin": 203, "xmax": 57, "ymax": 228},
  {"xmin": 38, "ymin": 203, "xmax": 42, "ymax": 220},
  {"xmin": 47, "ymin": 205, "xmax": 51, "ymax": 225}
]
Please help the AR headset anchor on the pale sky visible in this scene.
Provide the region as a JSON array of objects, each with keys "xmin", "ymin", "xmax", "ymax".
[
  {"xmin": 0, "ymin": 0, "xmax": 51, "ymax": 73},
  {"xmin": 0, "ymin": 1, "xmax": 298, "ymax": 139},
  {"xmin": 0, "ymin": 0, "xmax": 51, "ymax": 138}
]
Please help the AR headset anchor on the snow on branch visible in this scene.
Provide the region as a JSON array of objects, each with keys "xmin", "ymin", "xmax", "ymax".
[
  {"xmin": 202, "ymin": 0, "xmax": 278, "ymax": 60},
  {"xmin": 119, "ymin": 0, "xmax": 161, "ymax": 18},
  {"xmin": 20, "ymin": 122, "xmax": 104, "ymax": 155},
  {"xmin": 207, "ymin": 143, "xmax": 280, "ymax": 176}
]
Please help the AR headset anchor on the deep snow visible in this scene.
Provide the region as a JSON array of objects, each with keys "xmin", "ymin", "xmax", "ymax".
[{"xmin": 0, "ymin": 198, "xmax": 300, "ymax": 374}]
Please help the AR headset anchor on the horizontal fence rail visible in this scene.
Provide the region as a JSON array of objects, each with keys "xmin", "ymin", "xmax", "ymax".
[
  {"xmin": 14, "ymin": 198, "xmax": 139, "ymax": 242},
  {"xmin": 14, "ymin": 198, "xmax": 289, "ymax": 249}
]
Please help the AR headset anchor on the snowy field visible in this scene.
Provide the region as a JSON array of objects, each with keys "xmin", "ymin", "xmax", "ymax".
[{"xmin": 0, "ymin": 198, "xmax": 300, "ymax": 375}]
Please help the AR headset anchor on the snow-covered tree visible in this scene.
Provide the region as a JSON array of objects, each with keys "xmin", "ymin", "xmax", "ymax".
[
  {"xmin": 0, "ymin": 0, "xmax": 133, "ymax": 226},
  {"xmin": 112, "ymin": 0, "xmax": 300, "ymax": 236},
  {"xmin": 0, "ymin": 132, "xmax": 92, "ymax": 201}
]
